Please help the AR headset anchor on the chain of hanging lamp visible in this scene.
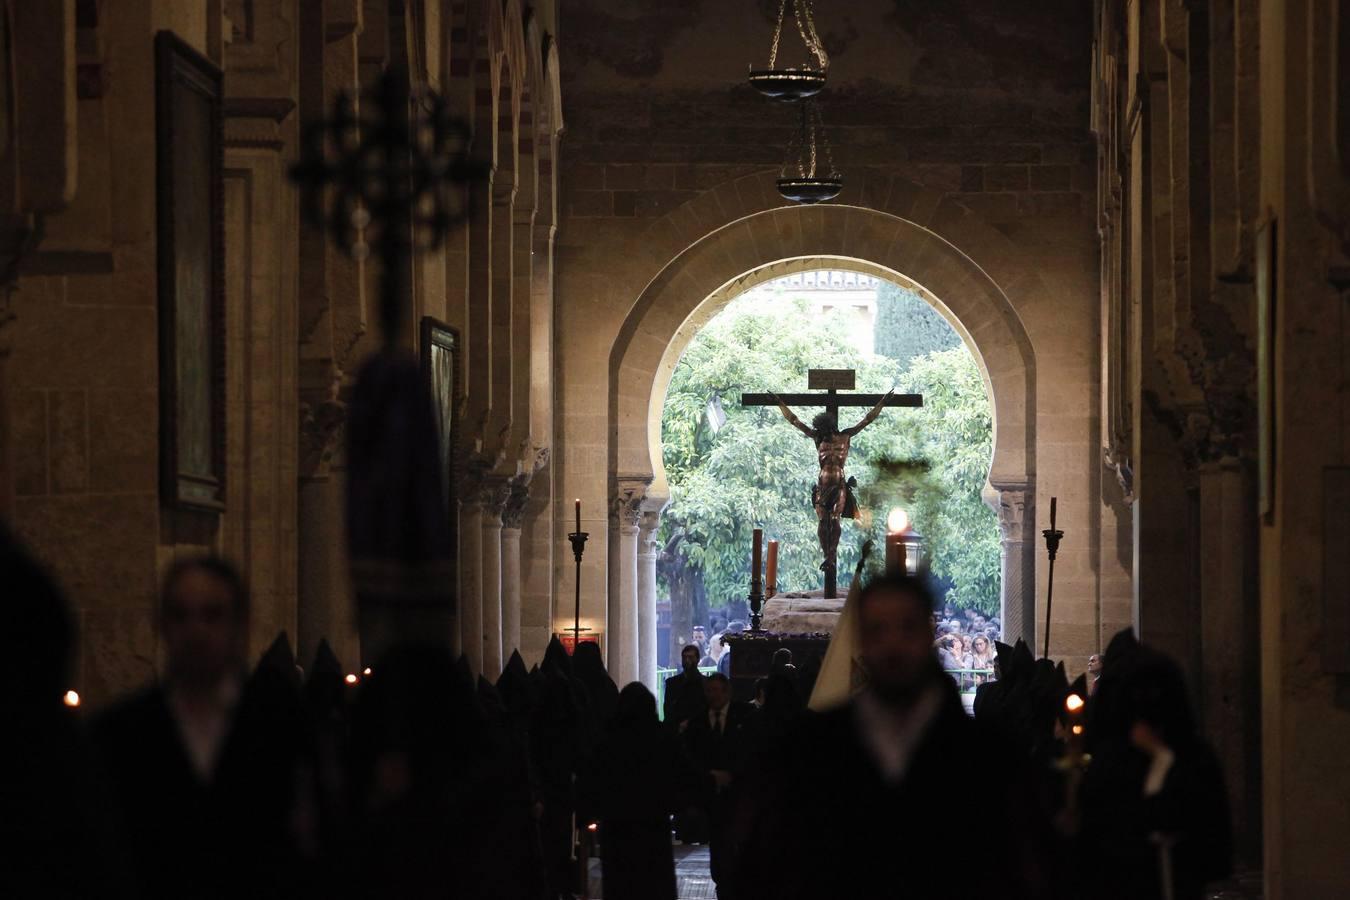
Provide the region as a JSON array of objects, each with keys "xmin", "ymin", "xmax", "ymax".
[
  {"xmin": 766, "ymin": 0, "xmax": 829, "ymax": 72},
  {"xmin": 750, "ymin": 0, "xmax": 829, "ymax": 100},
  {"xmin": 776, "ymin": 98, "xmax": 841, "ymax": 203}
]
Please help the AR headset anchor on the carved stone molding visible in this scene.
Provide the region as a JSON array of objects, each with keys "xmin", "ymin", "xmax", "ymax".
[
  {"xmin": 501, "ymin": 480, "xmax": 530, "ymax": 530},
  {"xmin": 995, "ymin": 486, "xmax": 1031, "ymax": 543},
  {"xmin": 612, "ymin": 474, "xmax": 652, "ymax": 531},
  {"xmin": 1103, "ymin": 441, "xmax": 1135, "ymax": 505},
  {"xmin": 299, "ymin": 396, "xmax": 346, "ymax": 476}
]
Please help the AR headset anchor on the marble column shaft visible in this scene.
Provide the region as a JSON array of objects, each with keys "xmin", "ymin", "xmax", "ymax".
[
  {"xmin": 459, "ymin": 500, "xmax": 485, "ymax": 675},
  {"xmin": 610, "ymin": 506, "xmax": 642, "ymax": 686},
  {"xmin": 501, "ymin": 525, "xmax": 523, "ymax": 662},
  {"xmin": 481, "ymin": 494, "xmax": 505, "ymax": 678},
  {"xmin": 997, "ymin": 487, "xmax": 1036, "ymax": 648},
  {"xmin": 637, "ymin": 512, "xmax": 660, "ymax": 695}
]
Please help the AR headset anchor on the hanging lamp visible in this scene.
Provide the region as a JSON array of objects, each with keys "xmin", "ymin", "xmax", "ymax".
[
  {"xmin": 749, "ymin": 0, "xmax": 829, "ymax": 101},
  {"xmin": 777, "ymin": 99, "xmax": 842, "ymax": 203}
]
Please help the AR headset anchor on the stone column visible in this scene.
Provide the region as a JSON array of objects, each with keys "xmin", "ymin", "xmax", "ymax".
[
  {"xmin": 1197, "ymin": 457, "xmax": 1261, "ymax": 863},
  {"xmin": 480, "ymin": 482, "xmax": 506, "ymax": 678},
  {"xmin": 637, "ymin": 509, "xmax": 662, "ymax": 695},
  {"xmin": 297, "ymin": 406, "xmax": 357, "ymax": 669},
  {"xmin": 996, "ymin": 486, "xmax": 1036, "ymax": 648},
  {"xmin": 609, "ymin": 486, "xmax": 645, "ymax": 686},
  {"xmin": 459, "ymin": 493, "xmax": 485, "ymax": 675},
  {"xmin": 500, "ymin": 481, "xmax": 529, "ymax": 662}
]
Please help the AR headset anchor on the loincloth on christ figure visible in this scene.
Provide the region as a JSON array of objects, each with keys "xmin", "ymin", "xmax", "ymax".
[{"xmin": 812, "ymin": 476, "xmax": 859, "ymax": 519}]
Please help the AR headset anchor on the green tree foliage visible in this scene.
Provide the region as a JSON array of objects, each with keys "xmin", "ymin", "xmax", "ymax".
[
  {"xmin": 660, "ymin": 288, "xmax": 1001, "ymax": 619},
  {"xmin": 872, "ymin": 281, "xmax": 961, "ymax": 369}
]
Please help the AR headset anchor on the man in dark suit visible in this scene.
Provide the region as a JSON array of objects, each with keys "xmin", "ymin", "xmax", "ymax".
[
  {"xmin": 743, "ymin": 573, "xmax": 1048, "ymax": 900},
  {"xmin": 663, "ymin": 643, "xmax": 707, "ymax": 730},
  {"xmin": 93, "ymin": 557, "xmax": 311, "ymax": 900},
  {"xmin": 685, "ymin": 672, "xmax": 754, "ymax": 899}
]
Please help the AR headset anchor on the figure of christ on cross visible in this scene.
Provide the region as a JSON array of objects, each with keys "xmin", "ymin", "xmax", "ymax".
[{"xmin": 742, "ymin": 370, "xmax": 923, "ymax": 599}]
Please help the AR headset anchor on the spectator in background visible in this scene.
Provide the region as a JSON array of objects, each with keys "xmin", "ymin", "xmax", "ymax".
[
  {"xmin": 971, "ymin": 634, "xmax": 996, "ymax": 671},
  {"xmin": 1087, "ymin": 653, "xmax": 1103, "ymax": 696},
  {"xmin": 939, "ymin": 634, "xmax": 969, "ymax": 671},
  {"xmin": 664, "ymin": 645, "xmax": 708, "ymax": 731},
  {"xmin": 717, "ymin": 635, "xmax": 733, "ymax": 677}
]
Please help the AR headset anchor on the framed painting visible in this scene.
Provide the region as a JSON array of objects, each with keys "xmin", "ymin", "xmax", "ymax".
[
  {"xmin": 156, "ymin": 32, "xmax": 225, "ymax": 510},
  {"xmin": 1255, "ymin": 216, "xmax": 1277, "ymax": 524},
  {"xmin": 420, "ymin": 316, "xmax": 461, "ymax": 514}
]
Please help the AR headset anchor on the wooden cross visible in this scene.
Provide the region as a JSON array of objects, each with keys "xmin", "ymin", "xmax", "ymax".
[{"xmin": 740, "ymin": 368, "xmax": 923, "ymax": 418}]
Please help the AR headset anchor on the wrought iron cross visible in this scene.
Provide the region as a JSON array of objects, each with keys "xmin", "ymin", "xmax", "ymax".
[{"xmin": 289, "ymin": 69, "xmax": 486, "ymax": 344}]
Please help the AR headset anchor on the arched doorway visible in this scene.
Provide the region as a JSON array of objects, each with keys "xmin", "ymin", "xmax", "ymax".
[
  {"xmin": 606, "ymin": 200, "xmax": 1038, "ymax": 693},
  {"xmin": 655, "ymin": 266, "xmax": 1001, "ymax": 689}
]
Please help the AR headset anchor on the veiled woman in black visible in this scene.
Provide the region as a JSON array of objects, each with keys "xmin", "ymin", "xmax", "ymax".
[{"xmin": 581, "ymin": 683, "xmax": 706, "ymax": 900}]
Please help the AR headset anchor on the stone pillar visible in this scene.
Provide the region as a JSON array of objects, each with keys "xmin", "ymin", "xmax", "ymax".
[
  {"xmin": 637, "ymin": 509, "xmax": 661, "ymax": 694},
  {"xmin": 500, "ymin": 482, "xmax": 529, "ymax": 662},
  {"xmin": 297, "ymin": 406, "xmax": 356, "ymax": 669},
  {"xmin": 609, "ymin": 486, "xmax": 644, "ymax": 685},
  {"xmin": 1197, "ymin": 457, "xmax": 1261, "ymax": 863},
  {"xmin": 459, "ymin": 494, "xmax": 485, "ymax": 674},
  {"xmin": 996, "ymin": 486, "xmax": 1036, "ymax": 648},
  {"xmin": 480, "ymin": 483, "xmax": 506, "ymax": 678}
]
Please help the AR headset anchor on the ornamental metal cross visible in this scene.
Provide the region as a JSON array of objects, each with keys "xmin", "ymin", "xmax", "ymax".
[
  {"xmin": 289, "ymin": 69, "xmax": 486, "ymax": 345},
  {"xmin": 742, "ymin": 368, "xmax": 922, "ymax": 598}
]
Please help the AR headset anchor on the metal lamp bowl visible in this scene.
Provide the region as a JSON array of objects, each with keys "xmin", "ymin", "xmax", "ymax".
[
  {"xmin": 776, "ymin": 177, "xmax": 843, "ymax": 204},
  {"xmin": 748, "ymin": 68, "xmax": 827, "ymax": 101}
]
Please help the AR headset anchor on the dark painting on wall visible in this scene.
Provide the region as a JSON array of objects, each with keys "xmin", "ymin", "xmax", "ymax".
[
  {"xmin": 156, "ymin": 31, "xmax": 225, "ymax": 511},
  {"xmin": 420, "ymin": 315, "xmax": 461, "ymax": 522}
]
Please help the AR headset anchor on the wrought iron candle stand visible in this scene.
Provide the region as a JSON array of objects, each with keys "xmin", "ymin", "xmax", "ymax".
[
  {"xmin": 569, "ymin": 529, "xmax": 590, "ymax": 647},
  {"xmin": 748, "ymin": 571, "xmax": 766, "ymax": 633},
  {"xmin": 1041, "ymin": 496, "xmax": 1065, "ymax": 659}
]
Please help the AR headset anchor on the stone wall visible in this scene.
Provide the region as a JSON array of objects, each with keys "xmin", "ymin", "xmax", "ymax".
[
  {"xmin": 555, "ymin": 0, "xmax": 1125, "ymax": 689},
  {"xmin": 1, "ymin": 0, "xmax": 564, "ymax": 702}
]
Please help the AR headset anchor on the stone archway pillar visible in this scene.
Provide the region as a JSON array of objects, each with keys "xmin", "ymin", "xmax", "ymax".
[
  {"xmin": 996, "ymin": 486, "xmax": 1036, "ymax": 647},
  {"xmin": 459, "ymin": 494, "xmax": 485, "ymax": 674},
  {"xmin": 480, "ymin": 483, "xmax": 506, "ymax": 678},
  {"xmin": 637, "ymin": 505, "xmax": 664, "ymax": 694},
  {"xmin": 609, "ymin": 478, "xmax": 649, "ymax": 685},
  {"xmin": 501, "ymin": 481, "xmax": 529, "ymax": 661}
]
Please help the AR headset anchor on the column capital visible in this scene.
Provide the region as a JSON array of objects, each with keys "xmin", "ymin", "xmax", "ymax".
[
  {"xmin": 299, "ymin": 395, "xmax": 347, "ymax": 477},
  {"xmin": 501, "ymin": 480, "xmax": 529, "ymax": 530},
  {"xmin": 994, "ymin": 484, "xmax": 1032, "ymax": 544},
  {"xmin": 612, "ymin": 474, "xmax": 651, "ymax": 531}
]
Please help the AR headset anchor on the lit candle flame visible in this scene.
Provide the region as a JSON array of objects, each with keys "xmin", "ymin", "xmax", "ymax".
[
  {"xmin": 363, "ymin": 667, "xmax": 372, "ymax": 676},
  {"xmin": 887, "ymin": 507, "xmax": 909, "ymax": 533},
  {"xmin": 63, "ymin": 690, "xmax": 80, "ymax": 708},
  {"xmin": 1065, "ymin": 693, "xmax": 1085, "ymax": 713},
  {"xmin": 1071, "ymin": 724, "xmax": 1084, "ymax": 735},
  {"xmin": 345, "ymin": 673, "xmax": 359, "ymax": 685},
  {"xmin": 587, "ymin": 823, "xmax": 598, "ymax": 832}
]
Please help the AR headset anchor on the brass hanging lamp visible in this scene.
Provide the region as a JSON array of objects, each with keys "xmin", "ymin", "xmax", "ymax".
[
  {"xmin": 777, "ymin": 98, "xmax": 842, "ymax": 203},
  {"xmin": 749, "ymin": 0, "xmax": 829, "ymax": 101}
]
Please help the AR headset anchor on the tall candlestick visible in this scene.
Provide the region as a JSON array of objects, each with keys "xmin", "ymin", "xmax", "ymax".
[
  {"xmin": 751, "ymin": 528, "xmax": 763, "ymax": 586},
  {"xmin": 575, "ymin": 498, "xmax": 581, "ymax": 533},
  {"xmin": 886, "ymin": 531, "xmax": 902, "ymax": 575},
  {"xmin": 765, "ymin": 541, "xmax": 779, "ymax": 598}
]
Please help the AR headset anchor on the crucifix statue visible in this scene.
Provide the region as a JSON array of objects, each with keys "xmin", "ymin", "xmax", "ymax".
[{"xmin": 742, "ymin": 369, "xmax": 922, "ymax": 598}]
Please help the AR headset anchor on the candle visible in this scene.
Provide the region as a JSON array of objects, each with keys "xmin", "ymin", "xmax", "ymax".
[
  {"xmin": 886, "ymin": 508, "xmax": 908, "ymax": 575},
  {"xmin": 751, "ymin": 528, "xmax": 763, "ymax": 587},
  {"xmin": 765, "ymin": 540, "xmax": 779, "ymax": 598},
  {"xmin": 575, "ymin": 498, "xmax": 581, "ymax": 533},
  {"xmin": 1049, "ymin": 495, "xmax": 1057, "ymax": 528}
]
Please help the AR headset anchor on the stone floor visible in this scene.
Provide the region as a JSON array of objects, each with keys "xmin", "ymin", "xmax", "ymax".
[
  {"xmin": 600, "ymin": 842, "xmax": 1262, "ymax": 899},
  {"xmin": 673, "ymin": 844, "xmax": 715, "ymax": 900}
]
